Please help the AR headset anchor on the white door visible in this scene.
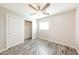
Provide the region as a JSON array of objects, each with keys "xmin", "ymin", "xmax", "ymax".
[{"xmin": 6, "ymin": 15, "xmax": 17, "ymax": 48}]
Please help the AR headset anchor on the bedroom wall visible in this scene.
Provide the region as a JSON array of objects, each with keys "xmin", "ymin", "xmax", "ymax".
[
  {"xmin": 37, "ymin": 10, "xmax": 76, "ymax": 48},
  {"xmin": 32, "ymin": 19, "xmax": 37, "ymax": 39},
  {"xmin": 0, "ymin": 7, "xmax": 25, "ymax": 50},
  {"xmin": 75, "ymin": 7, "xmax": 79, "ymax": 52}
]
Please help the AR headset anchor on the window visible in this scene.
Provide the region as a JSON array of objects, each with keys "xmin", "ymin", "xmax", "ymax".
[{"xmin": 39, "ymin": 21, "xmax": 49, "ymax": 30}]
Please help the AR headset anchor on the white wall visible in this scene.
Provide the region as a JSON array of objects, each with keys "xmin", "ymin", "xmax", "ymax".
[
  {"xmin": 32, "ymin": 19, "xmax": 37, "ymax": 39},
  {"xmin": 37, "ymin": 18, "xmax": 49, "ymax": 39},
  {"xmin": 37, "ymin": 10, "xmax": 76, "ymax": 48},
  {"xmin": 75, "ymin": 7, "xmax": 79, "ymax": 52},
  {"xmin": 0, "ymin": 14, "xmax": 5, "ymax": 50},
  {"xmin": 0, "ymin": 7, "xmax": 25, "ymax": 50}
]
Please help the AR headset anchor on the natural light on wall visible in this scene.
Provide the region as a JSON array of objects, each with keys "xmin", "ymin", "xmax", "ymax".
[{"xmin": 39, "ymin": 21, "xmax": 49, "ymax": 30}]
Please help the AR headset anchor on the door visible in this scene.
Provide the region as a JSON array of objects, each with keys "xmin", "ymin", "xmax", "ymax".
[
  {"xmin": 24, "ymin": 21, "xmax": 32, "ymax": 39},
  {"xmin": 6, "ymin": 15, "xmax": 18, "ymax": 48}
]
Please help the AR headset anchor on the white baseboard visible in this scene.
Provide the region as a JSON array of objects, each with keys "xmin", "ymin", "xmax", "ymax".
[
  {"xmin": 0, "ymin": 41, "xmax": 24, "ymax": 53},
  {"xmin": 0, "ymin": 48, "xmax": 8, "ymax": 53}
]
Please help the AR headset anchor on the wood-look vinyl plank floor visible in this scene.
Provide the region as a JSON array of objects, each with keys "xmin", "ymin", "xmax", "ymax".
[{"xmin": 0, "ymin": 39, "xmax": 78, "ymax": 55}]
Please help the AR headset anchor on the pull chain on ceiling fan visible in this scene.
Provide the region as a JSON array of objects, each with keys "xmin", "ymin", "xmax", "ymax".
[{"xmin": 28, "ymin": 3, "xmax": 50, "ymax": 15}]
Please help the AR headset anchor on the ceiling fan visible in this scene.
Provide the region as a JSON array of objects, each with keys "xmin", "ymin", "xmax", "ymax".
[{"xmin": 28, "ymin": 3, "xmax": 50, "ymax": 15}]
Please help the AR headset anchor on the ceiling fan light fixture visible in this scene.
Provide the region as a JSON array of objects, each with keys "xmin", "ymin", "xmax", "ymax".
[{"xmin": 28, "ymin": 3, "xmax": 50, "ymax": 15}]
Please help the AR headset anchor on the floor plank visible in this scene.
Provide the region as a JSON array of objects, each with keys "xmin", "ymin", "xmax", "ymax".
[{"xmin": 0, "ymin": 39, "xmax": 78, "ymax": 55}]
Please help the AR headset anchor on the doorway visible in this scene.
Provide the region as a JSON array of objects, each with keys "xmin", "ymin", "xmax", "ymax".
[
  {"xmin": 24, "ymin": 20, "xmax": 32, "ymax": 41},
  {"xmin": 6, "ymin": 15, "xmax": 24, "ymax": 49}
]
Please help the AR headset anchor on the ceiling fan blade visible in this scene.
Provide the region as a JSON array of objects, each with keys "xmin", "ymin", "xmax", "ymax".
[
  {"xmin": 37, "ymin": 5, "xmax": 40, "ymax": 10},
  {"xmin": 41, "ymin": 3, "xmax": 50, "ymax": 11},
  {"xmin": 28, "ymin": 4, "xmax": 38, "ymax": 11},
  {"xmin": 42, "ymin": 12, "xmax": 50, "ymax": 15}
]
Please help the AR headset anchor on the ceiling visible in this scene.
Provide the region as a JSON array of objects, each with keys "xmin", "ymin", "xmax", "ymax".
[{"xmin": 0, "ymin": 3, "xmax": 78, "ymax": 19}]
